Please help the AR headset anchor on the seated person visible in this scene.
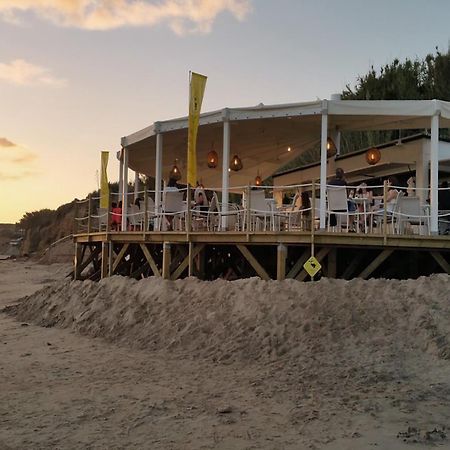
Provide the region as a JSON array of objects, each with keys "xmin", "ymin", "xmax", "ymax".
[
  {"xmin": 195, "ymin": 192, "xmax": 208, "ymax": 215},
  {"xmin": 111, "ymin": 201, "xmax": 122, "ymax": 230},
  {"xmin": 374, "ymin": 176, "xmax": 400, "ymax": 213}
]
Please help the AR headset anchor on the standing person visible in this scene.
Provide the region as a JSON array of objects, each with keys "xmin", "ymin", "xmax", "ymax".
[
  {"xmin": 328, "ymin": 168, "xmax": 356, "ymax": 229},
  {"xmin": 165, "ymin": 177, "xmax": 179, "ymax": 192}
]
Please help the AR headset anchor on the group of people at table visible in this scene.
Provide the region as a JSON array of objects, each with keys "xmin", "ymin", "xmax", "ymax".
[{"xmin": 106, "ymin": 170, "xmax": 450, "ymax": 233}]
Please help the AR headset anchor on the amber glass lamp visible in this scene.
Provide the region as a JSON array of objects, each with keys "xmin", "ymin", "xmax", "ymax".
[
  {"xmin": 366, "ymin": 148, "xmax": 381, "ymax": 165},
  {"xmin": 255, "ymin": 174, "xmax": 262, "ymax": 186},
  {"xmin": 326, "ymin": 137, "xmax": 337, "ymax": 158},
  {"xmin": 230, "ymin": 154, "xmax": 243, "ymax": 171},
  {"xmin": 207, "ymin": 150, "xmax": 218, "ymax": 168},
  {"xmin": 169, "ymin": 159, "xmax": 182, "ymax": 180}
]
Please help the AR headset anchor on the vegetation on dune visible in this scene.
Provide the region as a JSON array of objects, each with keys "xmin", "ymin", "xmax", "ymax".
[{"xmin": 278, "ymin": 47, "xmax": 450, "ymax": 173}]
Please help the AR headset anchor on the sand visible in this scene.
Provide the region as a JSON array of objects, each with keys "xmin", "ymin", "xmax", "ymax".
[{"xmin": 1, "ymin": 260, "xmax": 449, "ymax": 449}]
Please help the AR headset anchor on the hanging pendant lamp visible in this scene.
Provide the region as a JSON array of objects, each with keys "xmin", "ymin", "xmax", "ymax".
[
  {"xmin": 230, "ymin": 154, "xmax": 243, "ymax": 171},
  {"xmin": 207, "ymin": 150, "xmax": 218, "ymax": 168},
  {"xmin": 326, "ymin": 137, "xmax": 337, "ymax": 158},
  {"xmin": 365, "ymin": 147, "xmax": 381, "ymax": 165},
  {"xmin": 169, "ymin": 159, "xmax": 182, "ymax": 181}
]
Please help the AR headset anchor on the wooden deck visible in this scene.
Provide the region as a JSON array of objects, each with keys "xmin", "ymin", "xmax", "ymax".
[{"xmin": 73, "ymin": 231, "xmax": 450, "ymax": 282}]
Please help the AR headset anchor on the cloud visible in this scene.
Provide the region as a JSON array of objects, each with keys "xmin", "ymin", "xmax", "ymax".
[
  {"xmin": 0, "ymin": 169, "xmax": 39, "ymax": 181},
  {"xmin": 0, "ymin": 138, "xmax": 39, "ymax": 181},
  {"xmin": 0, "ymin": 0, "xmax": 252, "ymax": 35},
  {"xmin": 0, "ymin": 59, "xmax": 66, "ymax": 87},
  {"xmin": 0, "ymin": 137, "xmax": 16, "ymax": 147}
]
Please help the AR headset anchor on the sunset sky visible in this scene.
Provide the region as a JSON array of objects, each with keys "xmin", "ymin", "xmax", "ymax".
[{"xmin": 1, "ymin": 0, "xmax": 449, "ymax": 223}]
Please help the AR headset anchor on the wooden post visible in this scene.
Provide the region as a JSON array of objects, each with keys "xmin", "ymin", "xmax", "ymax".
[
  {"xmin": 108, "ymin": 241, "xmax": 113, "ymax": 276},
  {"xmin": 311, "ymin": 180, "xmax": 316, "ymax": 257},
  {"xmin": 186, "ymin": 184, "xmax": 191, "ymax": 237},
  {"xmin": 383, "ymin": 180, "xmax": 388, "ymax": 244},
  {"xmin": 328, "ymin": 248, "xmax": 337, "ymax": 278},
  {"xmin": 246, "ymin": 184, "xmax": 251, "ymax": 235},
  {"xmin": 188, "ymin": 241, "xmax": 194, "ymax": 277},
  {"xmin": 162, "ymin": 242, "xmax": 171, "ymax": 279},
  {"xmin": 107, "ymin": 192, "xmax": 112, "ymax": 233},
  {"xmin": 143, "ymin": 182, "xmax": 148, "ymax": 234},
  {"xmin": 74, "ymin": 242, "xmax": 82, "ymax": 280},
  {"xmin": 74, "ymin": 201, "xmax": 79, "ymax": 235},
  {"xmin": 101, "ymin": 241, "xmax": 109, "ymax": 279},
  {"xmin": 87, "ymin": 194, "xmax": 92, "ymax": 234},
  {"xmin": 276, "ymin": 244, "xmax": 287, "ymax": 281}
]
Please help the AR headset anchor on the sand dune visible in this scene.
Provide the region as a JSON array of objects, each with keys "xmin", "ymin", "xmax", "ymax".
[{"xmin": 1, "ymin": 261, "xmax": 450, "ymax": 449}]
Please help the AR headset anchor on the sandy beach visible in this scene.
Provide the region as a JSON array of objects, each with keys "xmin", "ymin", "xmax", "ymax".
[{"xmin": 1, "ymin": 259, "xmax": 449, "ymax": 449}]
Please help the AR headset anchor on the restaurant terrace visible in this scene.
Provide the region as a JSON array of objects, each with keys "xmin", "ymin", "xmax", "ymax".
[{"xmin": 73, "ymin": 98, "xmax": 450, "ymax": 281}]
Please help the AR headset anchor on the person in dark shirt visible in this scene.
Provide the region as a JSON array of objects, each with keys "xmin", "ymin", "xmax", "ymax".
[
  {"xmin": 438, "ymin": 181, "xmax": 450, "ymax": 210},
  {"xmin": 328, "ymin": 168, "xmax": 356, "ymax": 229}
]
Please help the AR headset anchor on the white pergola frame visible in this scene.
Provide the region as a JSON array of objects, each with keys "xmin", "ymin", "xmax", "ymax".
[{"xmin": 120, "ymin": 98, "xmax": 450, "ymax": 234}]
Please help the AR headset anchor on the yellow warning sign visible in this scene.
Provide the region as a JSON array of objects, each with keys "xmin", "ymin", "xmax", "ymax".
[{"xmin": 303, "ymin": 256, "xmax": 321, "ymax": 278}]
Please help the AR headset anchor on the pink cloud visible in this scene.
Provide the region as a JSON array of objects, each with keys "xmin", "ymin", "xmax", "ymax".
[{"xmin": 0, "ymin": 0, "xmax": 252, "ymax": 35}]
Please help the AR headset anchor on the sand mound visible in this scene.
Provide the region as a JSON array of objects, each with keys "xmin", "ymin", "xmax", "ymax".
[{"xmin": 5, "ymin": 275, "xmax": 450, "ymax": 364}]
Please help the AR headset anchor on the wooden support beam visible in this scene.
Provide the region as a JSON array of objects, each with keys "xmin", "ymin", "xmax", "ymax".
[
  {"xmin": 342, "ymin": 253, "xmax": 365, "ymax": 280},
  {"xmin": 139, "ymin": 244, "xmax": 161, "ymax": 277},
  {"xmin": 171, "ymin": 244, "xmax": 204, "ymax": 280},
  {"xmin": 276, "ymin": 244, "xmax": 287, "ymax": 281},
  {"xmin": 162, "ymin": 242, "xmax": 171, "ymax": 279},
  {"xmin": 108, "ymin": 241, "xmax": 113, "ymax": 276},
  {"xmin": 286, "ymin": 249, "xmax": 310, "ymax": 279},
  {"xmin": 75, "ymin": 245, "xmax": 100, "ymax": 279},
  {"xmin": 297, "ymin": 247, "xmax": 330, "ymax": 281},
  {"xmin": 188, "ymin": 242, "xmax": 194, "ymax": 277},
  {"xmin": 101, "ymin": 242, "xmax": 109, "ymax": 279},
  {"xmin": 237, "ymin": 245, "xmax": 270, "ymax": 281},
  {"xmin": 112, "ymin": 243, "xmax": 130, "ymax": 273},
  {"xmin": 328, "ymin": 248, "xmax": 337, "ymax": 278},
  {"xmin": 430, "ymin": 251, "xmax": 450, "ymax": 274},
  {"xmin": 74, "ymin": 242, "xmax": 82, "ymax": 280},
  {"xmin": 358, "ymin": 249, "xmax": 394, "ymax": 280}
]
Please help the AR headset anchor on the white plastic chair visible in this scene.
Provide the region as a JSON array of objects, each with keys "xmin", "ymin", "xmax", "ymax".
[
  {"xmin": 395, "ymin": 196, "xmax": 430, "ymax": 235},
  {"xmin": 326, "ymin": 186, "xmax": 352, "ymax": 232},
  {"xmin": 160, "ymin": 191, "xmax": 185, "ymax": 231},
  {"xmin": 128, "ymin": 205, "xmax": 143, "ymax": 231},
  {"xmin": 244, "ymin": 190, "xmax": 273, "ymax": 231},
  {"xmin": 206, "ymin": 192, "xmax": 241, "ymax": 231}
]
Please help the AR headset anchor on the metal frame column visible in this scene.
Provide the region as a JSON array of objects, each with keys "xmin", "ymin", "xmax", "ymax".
[
  {"xmin": 430, "ymin": 108, "xmax": 440, "ymax": 234},
  {"xmin": 319, "ymin": 100, "xmax": 328, "ymax": 229},
  {"xmin": 221, "ymin": 109, "xmax": 230, "ymax": 231}
]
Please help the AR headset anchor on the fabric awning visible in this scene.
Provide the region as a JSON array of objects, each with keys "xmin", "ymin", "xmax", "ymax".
[{"xmin": 121, "ymin": 99, "xmax": 450, "ymax": 187}]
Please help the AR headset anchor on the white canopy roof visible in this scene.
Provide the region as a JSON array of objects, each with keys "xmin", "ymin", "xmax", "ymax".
[{"xmin": 121, "ymin": 99, "xmax": 450, "ymax": 187}]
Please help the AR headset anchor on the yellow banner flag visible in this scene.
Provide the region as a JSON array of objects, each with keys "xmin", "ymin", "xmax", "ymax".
[
  {"xmin": 187, "ymin": 72, "xmax": 207, "ymax": 186},
  {"xmin": 100, "ymin": 151, "xmax": 109, "ymax": 208}
]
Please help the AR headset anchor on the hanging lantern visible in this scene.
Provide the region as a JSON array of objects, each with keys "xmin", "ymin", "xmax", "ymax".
[
  {"xmin": 169, "ymin": 159, "xmax": 181, "ymax": 181},
  {"xmin": 255, "ymin": 174, "xmax": 262, "ymax": 186},
  {"xmin": 230, "ymin": 154, "xmax": 243, "ymax": 171},
  {"xmin": 326, "ymin": 137, "xmax": 337, "ymax": 158},
  {"xmin": 366, "ymin": 147, "xmax": 381, "ymax": 165},
  {"xmin": 207, "ymin": 150, "xmax": 218, "ymax": 168}
]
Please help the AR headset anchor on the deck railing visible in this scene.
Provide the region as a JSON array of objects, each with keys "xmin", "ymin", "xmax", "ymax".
[{"xmin": 73, "ymin": 183, "xmax": 450, "ymax": 237}]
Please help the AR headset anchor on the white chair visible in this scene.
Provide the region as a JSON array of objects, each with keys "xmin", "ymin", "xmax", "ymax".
[
  {"xmin": 128, "ymin": 205, "xmax": 144, "ymax": 231},
  {"xmin": 374, "ymin": 191, "xmax": 404, "ymax": 233},
  {"xmin": 206, "ymin": 192, "xmax": 241, "ymax": 232},
  {"xmin": 160, "ymin": 191, "xmax": 185, "ymax": 231},
  {"xmin": 326, "ymin": 186, "xmax": 353, "ymax": 232},
  {"xmin": 395, "ymin": 196, "xmax": 430, "ymax": 235},
  {"xmin": 244, "ymin": 190, "xmax": 273, "ymax": 231}
]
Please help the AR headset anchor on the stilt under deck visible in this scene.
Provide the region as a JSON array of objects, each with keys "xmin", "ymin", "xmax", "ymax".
[{"xmin": 73, "ymin": 231, "xmax": 450, "ymax": 282}]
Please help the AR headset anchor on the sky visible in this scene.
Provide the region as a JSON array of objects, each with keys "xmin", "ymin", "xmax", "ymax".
[{"xmin": 1, "ymin": 0, "xmax": 450, "ymax": 223}]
